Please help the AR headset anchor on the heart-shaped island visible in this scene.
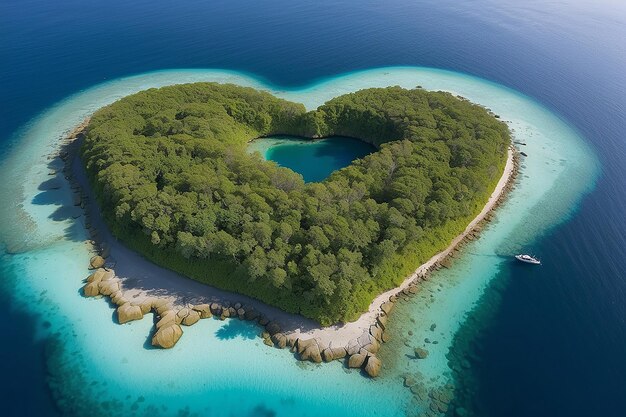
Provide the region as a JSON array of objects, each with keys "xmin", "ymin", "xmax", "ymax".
[{"xmin": 81, "ymin": 83, "xmax": 510, "ymax": 326}]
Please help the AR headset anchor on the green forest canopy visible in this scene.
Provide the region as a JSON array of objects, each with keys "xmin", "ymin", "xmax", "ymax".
[{"xmin": 82, "ymin": 83, "xmax": 510, "ymax": 325}]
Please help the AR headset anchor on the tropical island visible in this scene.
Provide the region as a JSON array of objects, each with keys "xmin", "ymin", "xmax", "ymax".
[
  {"xmin": 67, "ymin": 82, "xmax": 515, "ymax": 376},
  {"xmin": 81, "ymin": 83, "xmax": 510, "ymax": 326}
]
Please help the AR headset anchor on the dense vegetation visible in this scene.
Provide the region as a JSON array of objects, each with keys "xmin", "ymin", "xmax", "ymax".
[{"xmin": 82, "ymin": 83, "xmax": 510, "ymax": 325}]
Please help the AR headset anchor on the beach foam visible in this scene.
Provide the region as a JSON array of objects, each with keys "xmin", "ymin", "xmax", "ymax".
[{"xmin": 0, "ymin": 67, "xmax": 599, "ymax": 416}]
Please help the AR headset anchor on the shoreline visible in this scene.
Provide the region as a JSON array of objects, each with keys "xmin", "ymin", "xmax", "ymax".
[{"xmin": 59, "ymin": 118, "xmax": 518, "ymax": 377}]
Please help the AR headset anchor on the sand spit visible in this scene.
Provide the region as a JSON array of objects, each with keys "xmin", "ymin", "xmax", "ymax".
[{"xmin": 55, "ymin": 120, "xmax": 517, "ymax": 378}]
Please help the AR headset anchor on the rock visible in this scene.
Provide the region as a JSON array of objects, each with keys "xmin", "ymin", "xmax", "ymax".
[
  {"xmin": 100, "ymin": 269, "xmax": 115, "ymax": 281},
  {"xmin": 192, "ymin": 304, "xmax": 212, "ymax": 319},
  {"xmin": 182, "ymin": 310, "xmax": 201, "ymax": 326},
  {"xmin": 357, "ymin": 330, "xmax": 375, "ymax": 348},
  {"xmin": 243, "ymin": 308, "xmax": 259, "ymax": 321},
  {"xmin": 430, "ymin": 323, "xmax": 437, "ymax": 331},
  {"xmin": 156, "ymin": 310, "xmax": 177, "ymax": 329},
  {"xmin": 117, "ymin": 303, "xmax": 143, "ymax": 324},
  {"xmin": 404, "ymin": 376, "xmax": 416, "ymax": 387},
  {"xmin": 414, "ymin": 348, "xmax": 429, "ymax": 359},
  {"xmin": 98, "ymin": 279, "xmax": 119, "ymax": 296},
  {"xmin": 73, "ymin": 194, "xmax": 82, "ymax": 206},
  {"xmin": 86, "ymin": 269, "xmax": 106, "ymax": 284},
  {"xmin": 348, "ymin": 353, "xmax": 367, "ymax": 368},
  {"xmin": 135, "ymin": 299, "xmax": 154, "ymax": 315},
  {"xmin": 300, "ymin": 342, "xmax": 322, "ymax": 363},
  {"xmin": 285, "ymin": 334, "xmax": 298, "ymax": 348},
  {"xmin": 364, "ymin": 355, "xmax": 382, "ymax": 377},
  {"xmin": 110, "ymin": 290, "xmax": 128, "ymax": 306},
  {"xmin": 89, "ymin": 255, "xmax": 105, "ymax": 269},
  {"xmin": 83, "ymin": 281, "xmax": 100, "ymax": 297},
  {"xmin": 296, "ymin": 338, "xmax": 316, "ymax": 354},
  {"xmin": 221, "ymin": 308, "xmax": 230, "ymax": 319},
  {"xmin": 228, "ymin": 307, "xmax": 237, "ymax": 317},
  {"xmin": 381, "ymin": 301, "xmax": 394, "ymax": 315},
  {"xmin": 271, "ymin": 333, "xmax": 287, "ymax": 349},
  {"xmin": 237, "ymin": 308, "xmax": 245, "ymax": 319},
  {"xmin": 151, "ymin": 323, "xmax": 183, "ymax": 348},
  {"xmin": 177, "ymin": 308, "xmax": 190, "ymax": 321},
  {"xmin": 210, "ymin": 303, "xmax": 222, "ymax": 315},
  {"xmin": 234, "ymin": 302, "xmax": 242, "ymax": 309},
  {"xmin": 370, "ymin": 325, "xmax": 383, "ymax": 342},
  {"xmin": 361, "ymin": 339, "xmax": 380, "ymax": 354},
  {"xmin": 376, "ymin": 314, "xmax": 388, "ymax": 330},
  {"xmin": 258, "ymin": 316, "xmax": 269, "ymax": 326},
  {"xmin": 152, "ymin": 299, "xmax": 170, "ymax": 316},
  {"xmin": 346, "ymin": 339, "xmax": 361, "ymax": 355},
  {"xmin": 263, "ymin": 337, "xmax": 274, "ymax": 347},
  {"xmin": 266, "ymin": 321, "xmax": 281, "ymax": 335},
  {"xmin": 322, "ymin": 347, "xmax": 347, "ymax": 362},
  {"xmin": 381, "ymin": 331, "xmax": 391, "ymax": 343}
]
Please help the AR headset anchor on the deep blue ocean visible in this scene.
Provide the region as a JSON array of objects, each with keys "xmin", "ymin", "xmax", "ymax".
[{"xmin": 1, "ymin": 1, "xmax": 625, "ymax": 416}]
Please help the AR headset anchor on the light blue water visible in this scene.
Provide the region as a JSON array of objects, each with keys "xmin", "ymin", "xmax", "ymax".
[{"xmin": 249, "ymin": 136, "xmax": 375, "ymax": 182}]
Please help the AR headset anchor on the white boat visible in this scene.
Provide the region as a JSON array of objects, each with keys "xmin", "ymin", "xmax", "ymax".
[{"xmin": 515, "ymin": 254, "xmax": 541, "ymax": 265}]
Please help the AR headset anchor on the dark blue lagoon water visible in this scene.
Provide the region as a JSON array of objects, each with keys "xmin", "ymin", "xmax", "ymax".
[
  {"xmin": 1, "ymin": 1, "xmax": 626, "ymax": 417},
  {"xmin": 251, "ymin": 136, "xmax": 375, "ymax": 183}
]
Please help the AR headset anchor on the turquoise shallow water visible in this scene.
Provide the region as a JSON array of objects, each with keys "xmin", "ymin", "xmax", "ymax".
[
  {"xmin": 248, "ymin": 136, "xmax": 375, "ymax": 182},
  {"xmin": 0, "ymin": 67, "xmax": 598, "ymax": 416}
]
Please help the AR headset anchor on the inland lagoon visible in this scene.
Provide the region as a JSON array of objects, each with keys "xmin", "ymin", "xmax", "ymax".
[
  {"xmin": 0, "ymin": 67, "xmax": 599, "ymax": 416},
  {"xmin": 248, "ymin": 136, "xmax": 375, "ymax": 183}
]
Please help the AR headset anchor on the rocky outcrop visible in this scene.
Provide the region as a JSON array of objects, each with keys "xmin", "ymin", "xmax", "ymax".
[
  {"xmin": 297, "ymin": 338, "xmax": 322, "ymax": 363},
  {"xmin": 369, "ymin": 324, "xmax": 383, "ymax": 342},
  {"xmin": 376, "ymin": 314, "xmax": 388, "ymax": 330},
  {"xmin": 83, "ymin": 281, "xmax": 100, "ymax": 296},
  {"xmin": 83, "ymin": 268, "xmax": 113, "ymax": 296},
  {"xmin": 117, "ymin": 303, "xmax": 143, "ymax": 324},
  {"xmin": 364, "ymin": 355, "xmax": 381, "ymax": 377},
  {"xmin": 157, "ymin": 310, "xmax": 178, "ymax": 329},
  {"xmin": 348, "ymin": 353, "xmax": 367, "ymax": 368},
  {"xmin": 89, "ymin": 255, "xmax": 105, "ymax": 269},
  {"xmin": 271, "ymin": 333, "xmax": 287, "ymax": 349},
  {"xmin": 110, "ymin": 290, "xmax": 128, "ymax": 306},
  {"xmin": 321, "ymin": 346, "xmax": 347, "ymax": 362},
  {"xmin": 178, "ymin": 308, "xmax": 201, "ymax": 326},
  {"xmin": 192, "ymin": 304, "xmax": 212, "ymax": 319},
  {"xmin": 152, "ymin": 323, "xmax": 183, "ymax": 349},
  {"xmin": 414, "ymin": 347, "xmax": 429, "ymax": 359},
  {"xmin": 210, "ymin": 303, "xmax": 222, "ymax": 316},
  {"xmin": 152, "ymin": 299, "xmax": 172, "ymax": 316},
  {"xmin": 381, "ymin": 301, "xmax": 394, "ymax": 315},
  {"xmin": 137, "ymin": 298, "xmax": 154, "ymax": 314},
  {"xmin": 243, "ymin": 308, "xmax": 260, "ymax": 321},
  {"xmin": 98, "ymin": 279, "xmax": 120, "ymax": 296},
  {"xmin": 265, "ymin": 321, "xmax": 281, "ymax": 335}
]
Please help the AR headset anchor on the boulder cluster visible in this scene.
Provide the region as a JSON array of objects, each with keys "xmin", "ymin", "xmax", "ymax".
[
  {"xmin": 81, "ymin": 263, "xmax": 398, "ymax": 377},
  {"xmin": 269, "ymin": 299, "xmax": 396, "ymax": 378}
]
